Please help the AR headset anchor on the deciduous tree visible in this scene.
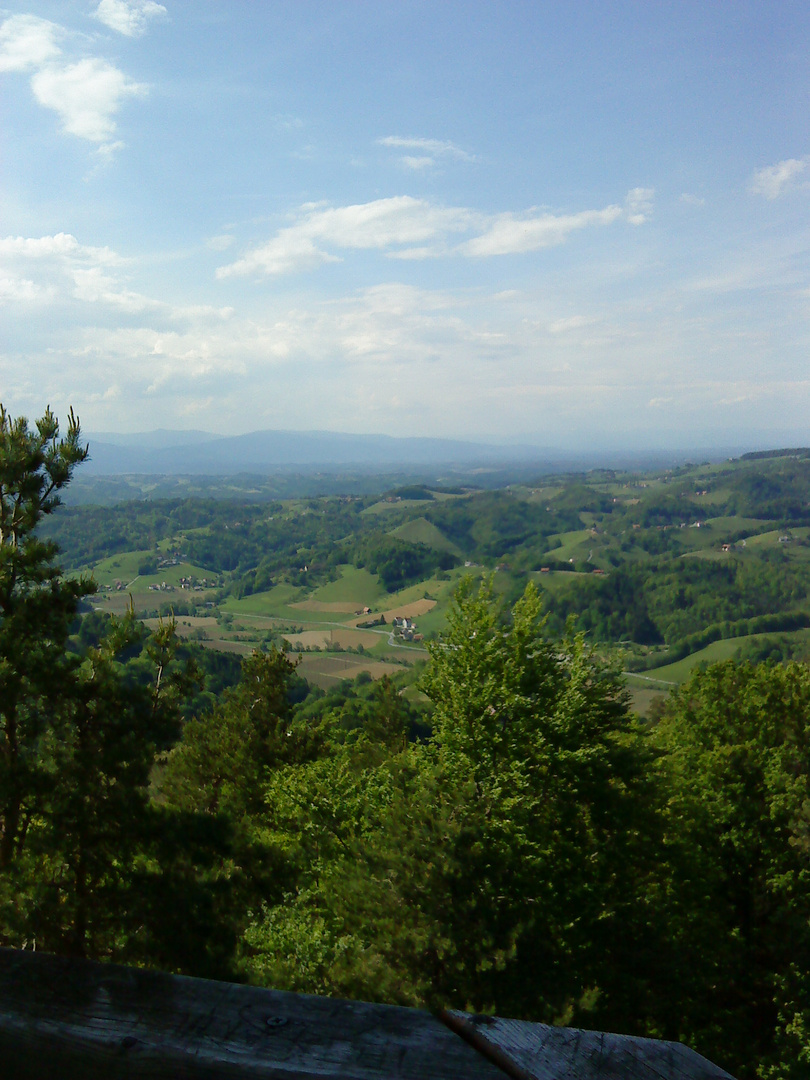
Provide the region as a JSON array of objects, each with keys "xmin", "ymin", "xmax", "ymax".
[{"xmin": 653, "ymin": 659, "xmax": 810, "ymax": 1078}]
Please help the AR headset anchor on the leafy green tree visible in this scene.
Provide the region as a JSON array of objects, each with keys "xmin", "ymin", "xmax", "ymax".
[
  {"xmin": 160, "ymin": 647, "xmax": 314, "ymax": 975},
  {"xmin": 244, "ymin": 580, "xmax": 660, "ymax": 1027},
  {"xmin": 161, "ymin": 648, "xmax": 304, "ymax": 821},
  {"xmin": 653, "ymin": 660, "xmax": 810, "ymax": 1079},
  {"xmin": 10, "ymin": 611, "xmax": 197, "ymax": 959},
  {"xmin": 413, "ymin": 579, "xmax": 661, "ymax": 1023},
  {"xmin": 241, "ymin": 694, "xmax": 414, "ymax": 1001}
]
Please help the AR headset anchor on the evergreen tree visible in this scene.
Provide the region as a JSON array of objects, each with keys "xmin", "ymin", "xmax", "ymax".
[
  {"xmin": 0, "ymin": 406, "xmax": 231, "ymax": 973},
  {"xmin": 0, "ymin": 406, "xmax": 92, "ymax": 874}
]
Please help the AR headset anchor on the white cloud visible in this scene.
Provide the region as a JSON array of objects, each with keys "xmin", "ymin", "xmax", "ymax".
[
  {"xmin": 207, "ymin": 234, "xmax": 235, "ymax": 251},
  {"xmin": 94, "ymin": 0, "xmax": 167, "ymax": 37},
  {"xmin": 273, "ymin": 113, "xmax": 304, "ymax": 132},
  {"xmin": 460, "ymin": 205, "xmax": 623, "ymax": 257},
  {"xmin": 0, "ymin": 13, "xmax": 147, "ymax": 148},
  {"xmin": 625, "ymin": 187, "xmax": 654, "ymax": 225},
  {"xmin": 217, "ymin": 196, "xmax": 475, "ymax": 278},
  {"xmin": 30, "ymin": 58, "xmax": 145, "ymax": 143},
  {"xmin": 0, "ymin": 276, "xmax": 40, "ymax": 301},
  {"xmin": 378, "ymin": 136, "xmax": 475, "ymax": 161},
  {"xmin": 0, "ymin": 231, "xmax": 232, "ymax": 324},
  {"xmin": 750, "ymin": 157, "xmax": 808, "ymax": 199},
  {"xmin": 226, "ymin": 231, "xmax": 339, "ymax": 277},
  {"xmin": 0, "ymin": 231, "xmax": 138, "ymax": 312},
  {"xmin": 548, "ymin": 315, "xmax": 595, "ymax": 334},
  {"xmin": 379, "ymin": 135, "xmax": 475, "ymax": 170},
  {"xmin": 401, "ymin": 156, "xmax": 434, "ymax": 171},
  {"xmin": 218, "ymin": 191, "xmax": 645, "ymax": 277},
  {"xmin": 0, "ymin": 14, "xmax": 61, "ymax": 72},
  {"xmin": 0, "ymin": 232, "xmax": 123, "ymax": 263},
  {"xmin": 299, "ymin": 197, "xmax": 471, "ymax": 248},
  {"xmin": 680, "ymin": 193, "xmax": 705, "ymax": 207},
  {"xmin": 71, "ymin": 266, "xmax": 163, "ymax": 313}
]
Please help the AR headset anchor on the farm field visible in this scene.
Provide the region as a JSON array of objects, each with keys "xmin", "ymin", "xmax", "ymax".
[
  {"xmin": 217, "ymin": 564, "xmax": 466, "ymax": 664},
  {"xmin": 290, "ymin": 653, "xmax": 405, "ymax": 689}
]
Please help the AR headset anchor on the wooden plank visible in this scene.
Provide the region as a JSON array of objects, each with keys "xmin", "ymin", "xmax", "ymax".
[
  {"xmin": 0, "ymin": 948, "xmax": 737, "ymax": 1080},
  {"xmin": 0, "ymin": 948, "xmax": 504, "ymax": 1080},
  {"xmin": 444, "ymin": 1010, "xmax": 738, "ymax": 1080}
]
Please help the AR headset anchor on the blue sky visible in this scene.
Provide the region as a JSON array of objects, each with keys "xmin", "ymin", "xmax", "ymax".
[{"xmin": 1, "ymin": 1, "xmax": 808, "ymax": 449}]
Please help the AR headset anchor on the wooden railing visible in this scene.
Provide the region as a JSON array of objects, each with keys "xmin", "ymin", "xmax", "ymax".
[{"xmin": 0, "ymin": 948, "xmax": 735, "ymax": 1079}]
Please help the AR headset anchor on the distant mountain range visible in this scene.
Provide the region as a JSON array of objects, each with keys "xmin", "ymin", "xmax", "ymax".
[
  {"xmin": 79, "ymin": 428, "xmax": 769, "ymax": 482},
  {"xmin": 82, "ymin": 429, "xmax": 553, "ymax": 475}
]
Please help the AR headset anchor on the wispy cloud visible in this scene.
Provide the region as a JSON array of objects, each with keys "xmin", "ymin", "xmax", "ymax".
[
  {"xmin": 218, "ymin": 190, "xmax": 647, "ymax": 277},
  {"xmin": 460, "ymin": 205, "xmax": 624, "ymax": 257},
  {"xmin": 206, "ymin": 234, "xmax": 235, "ymax": 251},
  {"xmin": 548, "ymin": 315, "xmax": 595, "ymax": 334},
  {"xmin": 625, "ymin": 187, "xmax": 654, "ymax": 225},
  {"xmin": 750, "ymin": 157, "xmax": 808, "ymax": 199},
  {"xmin": 379, "ymin": 136, "xmax": 474, "ymax": 159},
  {"xmin": 0, "ymin": 231, "xmax": 147, "ymax": 313},
  {"xmin": 379, "ymin": 135, "xmax": 475, "ymax": 170},
  {"xmin": 401, "ymin": 156, "xmax": 434, "ymax": 171},
  {"xmin": 94, "ymin": 0, "xmax": 167, "ymax": 38},
  {"xmin": 273, "ymin": 113, "xmax": 304, "ymax": 132},
  {"xmin": 0, "ymin": 12, "xmax": 146, "ymax": 149},
  {"xmin": 216, "ymin": 197, "xmax": 475, "ymax": 278},
  {"xmin": 0, "ymin": 232, "xmax": 231, "ymax": 321}
]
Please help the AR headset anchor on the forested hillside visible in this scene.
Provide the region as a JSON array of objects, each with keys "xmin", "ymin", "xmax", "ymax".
[{"xmin": 4, "ymin": 411, "xmax": 810, "ymax": 1078}]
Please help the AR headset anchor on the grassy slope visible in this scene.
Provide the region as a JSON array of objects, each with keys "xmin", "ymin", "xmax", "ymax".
[
  {"xmin": 633, "ymin": 628, "xmax": 810, "ymax": 684},
  {"xmin": 308, "ymin": 566, "xmax": 384, "ymax": 604},
  {"xmin": 548, "ymin": 529, "xmax": 594, "ymax": 562},
  {"xmin": 388, "ymin": 516, "xmax": 463, "ymax": 555},
  {"xmin": 90, "ymin": 552, "xmax": 216, "ymax": 588}
]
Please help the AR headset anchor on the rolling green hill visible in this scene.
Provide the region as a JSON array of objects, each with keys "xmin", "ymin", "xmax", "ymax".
[{"xmin": 42, "ymin": 450, "xmax": 810, "ymax": 710}]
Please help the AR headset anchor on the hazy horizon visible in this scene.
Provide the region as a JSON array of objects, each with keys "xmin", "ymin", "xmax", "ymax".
[{"xmin": 82, "ymin": 424, "xmax": 808, "ymax": 465}]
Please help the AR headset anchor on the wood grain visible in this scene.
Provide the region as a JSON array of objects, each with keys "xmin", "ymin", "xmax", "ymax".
[
  {"xmin": 444, "ymin": 1010, "xmax": 738, "ymax": 1080},
  {"xmin": 0, "ymin": 948, "xmax": 737, "ymax": 1079},
  {"xmin": 0, "ymin": 948, "xmax": 503, "ymax": 1079}
]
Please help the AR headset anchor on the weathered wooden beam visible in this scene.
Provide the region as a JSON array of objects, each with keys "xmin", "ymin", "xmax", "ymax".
[
  {"xmin": 0, "ymin": 948, "xmax": 503, "ymax": 1080},
  {"xmin": 0, "ymin": 948, "xmax": 737, "ymax": 1079},
  {"xmin": 442, "ymin": 1010, "xmax": 738, "ymax": 1080}
]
